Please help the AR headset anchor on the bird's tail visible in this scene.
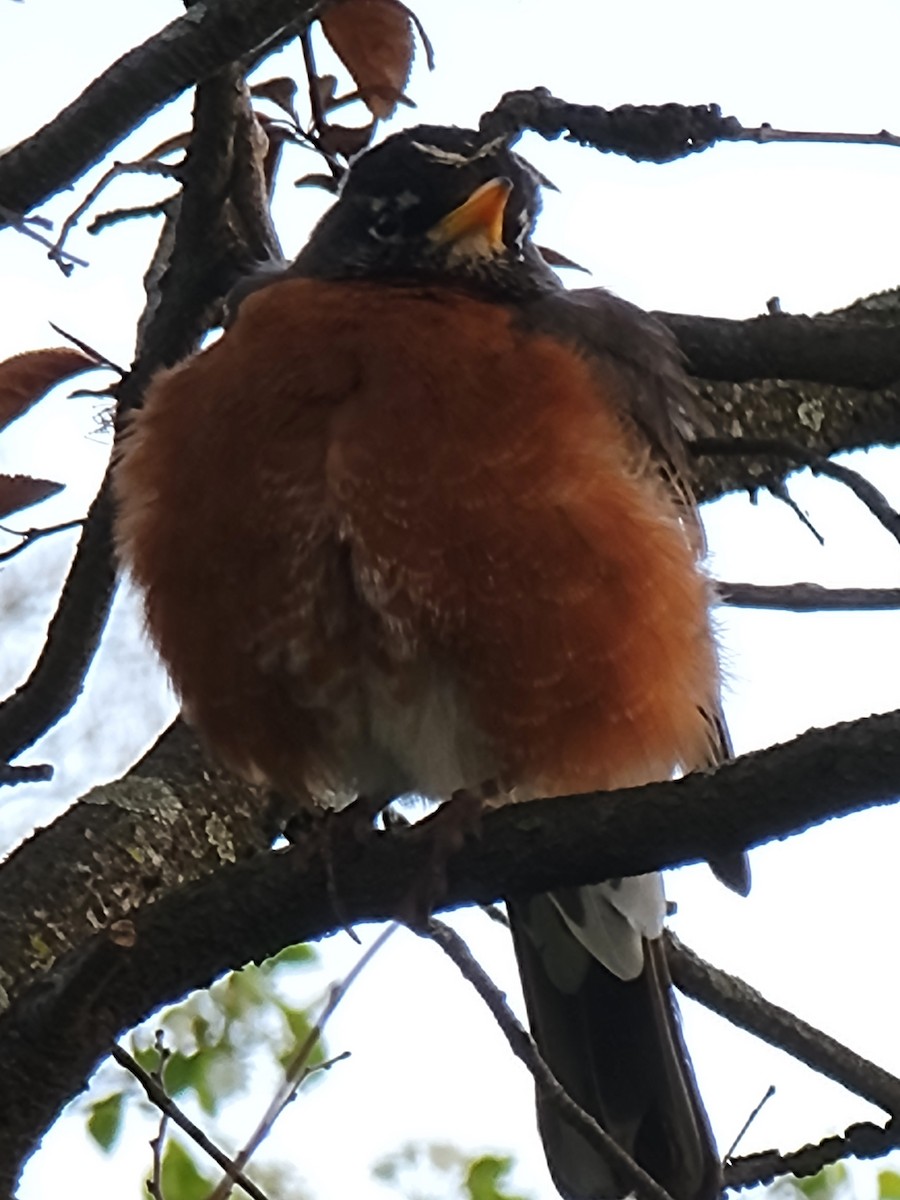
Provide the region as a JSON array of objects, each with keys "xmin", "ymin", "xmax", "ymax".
[{"xmin": 507, "ymin": 887, "xmax": 721, "ymax": 1200}]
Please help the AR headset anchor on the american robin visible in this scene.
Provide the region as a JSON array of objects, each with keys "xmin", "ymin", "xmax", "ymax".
[{"xmin": 114, "ymin": 124, "xmax": 749, "ymax": 1200}]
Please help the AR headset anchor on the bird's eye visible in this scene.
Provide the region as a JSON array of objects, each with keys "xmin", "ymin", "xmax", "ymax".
[{"xmin": 368, "ymin": 209, "xmax": 403, "ymax": 242}]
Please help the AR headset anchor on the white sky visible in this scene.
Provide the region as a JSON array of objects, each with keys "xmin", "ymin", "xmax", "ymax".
[{"xmin": 3, "ymin": 1, "xmax": 900, "ymax": 1198}]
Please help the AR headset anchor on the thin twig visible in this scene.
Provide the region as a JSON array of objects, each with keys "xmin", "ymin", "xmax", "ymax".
[
  {"xmin": 766, "ymin": 478, "xmax": 825, "ymax": 544},
  {"xmin": 49, "ymin": 159, "xmax": 179, "ymax": 276},
  {"xmin": 206, "ymin": 922, "xmax": 399, "ymax": 1200},
  {"xmin": 145, "ymin": 1031, "xmax": 172, "ymax": 1200},
  {"xmin": 88, "ymin": 198, "xmax": 174, "ymax": 235},
  {"xmin": 812, "ymin": 457, "xmax": 900, "ymax": 545},
  {"xmin": 111, "ymin": 1044, "xmax": 271, "ymax": 1200},
  {"xmin": 666, "ymin": 932, "xmax": 900, "ymax": 1115},
  {"xmin": 694, "ymin": 436, "xmax": 900, "ymax": 545},
  {"xmin": 717, "ymin": 582, "xmax": 900, "ymax": 611},
  {"xmin": 0, "ymin": 519, "xmax": 85, "ymax": 564},
  {"xmin": 0, "ymin": 204, "xmax": 89, "ymax": 268},
  {"xmin": 723, "ymin": 1085, "xmax": 776, "ymax": 1161},
  {"xmin": 47, "ymin": 322, "xmax": 125, "ymax": 375},
  {"xmin": 426, "ymin": 918, "xmax": 677, "ymax": 1200},
  {"xmin": 738, "ymin": 124, "xmax": 900, "ymax": 151}
]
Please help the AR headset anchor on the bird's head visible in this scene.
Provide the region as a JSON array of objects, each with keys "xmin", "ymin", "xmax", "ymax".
[{"xmin": 294, "ymin": 125, "xmax": 558, "ymax": 297}]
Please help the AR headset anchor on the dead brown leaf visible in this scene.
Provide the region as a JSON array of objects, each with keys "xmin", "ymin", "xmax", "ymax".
[
  {"xmin": 0, "ymin": 347, "xmax": 98, "ymax": 435},
  {"xmin": 0, "ymin": 475, "xmax": 64, "ymax": 522},
  {"xmin": 317, "ymin": 120, "xmax": 376, "ymax": 160},
  {"xmin": 251, "ymin": 77, "xmax": 300, "ymax": 123},
  {"xmin": 320, "ymin": 0, "xmax": 417, "ymax": 120}
]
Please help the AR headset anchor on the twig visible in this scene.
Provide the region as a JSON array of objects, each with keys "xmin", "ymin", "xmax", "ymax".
[
  {"xmin": 724, "ymin": 1119, "xmax": 900, "ymax": 1190},
  {"xmin": 766, "ymin": 479, "xmax": 824, "ymax": 545},
  {"xmin": 0, "ymin": 518, "xmax": 84, "ymax": 564},
  {"xmin": 88, "ymin": 198, "xmax": 174, "ymax": 235},
  {"xmin": 0, "ymin": 204, "xmax": 88, "ymax": 268},
  {"xmin": 47, "ymin": 321, "xmax": 125, "ymax": 375},
  {"xmin": 111, "ymin": 1044, "xmax": 271, "ymax": 1200},
  {"xmin": 480, "ymin": 89, "xmax": 900, "ymax": 165},
  {"xmin": 299, "ymin": 29, "xmax": 348, "ymax": 185},
  {"xmin": 693, "ymin": 436, "xmax": 900, "ymax": 545},
  {"xmin": 717, "ymin": 582, "xmax": 900, "ymax": 611},
  {"xmin": 724, "ymin": 1085, "xmax": 776, "ymax": 1161},
  {"xmin": 48, "ymin": 159, "xmax": 179, "ymax": 276},
  {"xmin": 206, "ymin": 922, "xmax": 398, "ymax": 1200},
  {"xmin": 425, "ymin": 918, "xmax": 677, "ymax": 1200},
  {"xmin": 145, "ymin": 1031, "xmax": 172, "ymax": 1200},
  {"xmin": 0, "ymin": 761, "xmax": 53, "ymax": 785},
  {"xmin": 738, "ymin": 124, "xmax": 900, "ymax": 151},
  {"xmin": 0, "ymin": 0, "xmax": 321, "ymax": 221},
  {"xmin": 811, "ymin": 457, "xmax": 900, "ymax": 545},
  {"xmin": 666, "ymin": 932, "xmax": 900, "ymax": 1115}
]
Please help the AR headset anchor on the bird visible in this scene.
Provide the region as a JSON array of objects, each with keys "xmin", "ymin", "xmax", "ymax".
[{"xmin": 113, "ymin": 123, "xmax": 749, "ymax": 1200}]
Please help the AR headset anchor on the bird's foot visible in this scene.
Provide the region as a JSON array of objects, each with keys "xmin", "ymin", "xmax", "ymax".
[{"xmin": 400, "ymin": 781, "xmax": 494, "ymax": 929}]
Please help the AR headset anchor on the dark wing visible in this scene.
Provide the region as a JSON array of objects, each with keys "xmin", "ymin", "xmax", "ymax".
[
  {"xmin": 518, "ymin": 285, "xmax": 706, "ymax": 481},
  {"xmin": 521, "ymin": 285, "xmax": 751, "ymax": 896}
]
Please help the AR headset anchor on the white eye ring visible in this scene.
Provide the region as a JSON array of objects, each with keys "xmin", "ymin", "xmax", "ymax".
[{"xmin": 368, "ymin": 210, "xmax": 402, "ymax": 242}]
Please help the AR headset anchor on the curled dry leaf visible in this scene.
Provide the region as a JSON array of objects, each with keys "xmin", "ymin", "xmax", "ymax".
[
  {"xmin": 0, "ymin": 347, "xmax": 99, "ymax": 434},
  {"xmin": 251, "ymin": 77, "xmax": 300, "ymax": 123},
  {"xmin": 318, "ymin": 120, "xmax": 376, "ymax": 160},
  {"xmin": 320, "ymin": 0, "xmax": 417, "ymax": 120},
  {"xmin": 0, "ymin": 474, "xmax": 64, "ymax": 522}
]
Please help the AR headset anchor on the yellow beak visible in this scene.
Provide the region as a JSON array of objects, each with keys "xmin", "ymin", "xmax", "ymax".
[{"xmin": 428, "ymin": 177, "xmax": 512, "ymax": 251}]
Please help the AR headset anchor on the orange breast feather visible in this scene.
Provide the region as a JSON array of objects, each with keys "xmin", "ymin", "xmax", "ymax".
[{"xmin": 114, "ymin": 278, "xmax": 718, "ymax": 803}]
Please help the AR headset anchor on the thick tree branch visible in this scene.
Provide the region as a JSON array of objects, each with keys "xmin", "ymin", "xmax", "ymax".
[
  {"xmin": 666, "ymin": 933, "xmax": 900, "ymax": 1115},
  {"xmin": 661, "ymin": 310, "xmax": 900, "ymax": 392},
  {"xmin": 3, "ymin": 708, "xmax": 900, "ymax": 1190},
  {"xmin": 0, "ymin": 0, "xmax": 319, "ymax": 222}
]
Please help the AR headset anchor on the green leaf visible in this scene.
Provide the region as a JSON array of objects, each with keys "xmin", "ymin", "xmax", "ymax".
[
  {"xmin": 281, "ymin": 1005, "xmax": 325, "ymax": 1069},
  {"xmin": 86, "ymin": 1092, "xmax": 124, "ymax": 1153},
  {"xmin": 156, "ymin": 1139, "xmax": 215, "ymax": 1200},
  {"xmin": 879, "ymin": 1170, "xmax": 900, "ymax": 1200},
  {"xmin": 793, "ymin": 1164, "xmax": 848, "ymax": 1200},
  {"xmin": 162, "ymin": 1050, "xmax": 205, "ymax": 1098},
  {"xmin": 465, "ymin": 1154, "xmax": 527, "ymax": 1200},
  {"xmin": 263, "ymin": 942, "xmax": 318, "ymax": 971}
]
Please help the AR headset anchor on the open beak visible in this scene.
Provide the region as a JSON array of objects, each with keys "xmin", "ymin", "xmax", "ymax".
[{"xmin": 428, "ymin": 177, "xmax": 513, "ymax": 251}]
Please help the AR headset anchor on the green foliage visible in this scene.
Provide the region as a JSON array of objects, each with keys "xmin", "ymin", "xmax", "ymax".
[
  {"xmin": 878, "ymin": 1171, "xmax": 900, "ymax": 1200},
  {"xmin": 83, "ymin": 940, "xmax": 325, "ymax": 1194},
  {"xmin": 86, "ymin": 1091, "xmax": 125, "ymax": 1153},
  {"xmin": 374, "ymin": 1142, "xmax": 530, "ymax": 1200},
  {"xmin": 774, "ymin": 1164, "xmax": 849, "ymax": 1200},
  {"xmin": 464, "ymin": 1154, "xmax": 527, "ymax": 1200},
  {"xmin": 152, "ymin": 1138, "xmax": 215, "ymax": 1200}
]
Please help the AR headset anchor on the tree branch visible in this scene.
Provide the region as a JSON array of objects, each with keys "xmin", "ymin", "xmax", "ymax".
[
  {"xmin": 661, "ymin": 310, "xmax": 900, "ymax": 392},
  {"xmin": 0, "ymin": 68, "xmax": 279, "ymax": 767},
  {"xmin": 112, "ymin": 1045, "xmax": 272, "ymax": 1200},
  {"xmin": 0, "ymin": 0, "xmax": 319, "ymax": 222},
  {"xmin": 725, "ymin": 1120, "xmax": 900, "ymax": 1190},
  {"xmin": 4, "ymin": 707, "xmax": 900, "ymax": 1189},
  {"xmin": 717, "ymin": 583, "xmax": 900, "ymax": 611},
  {"xmin": 427, "ymin": 919, "xmax": 676, "ymax": 1200},
  {"xmin": 666, "ymin": 933, "xmax": 900, "ymax": 1115}
]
